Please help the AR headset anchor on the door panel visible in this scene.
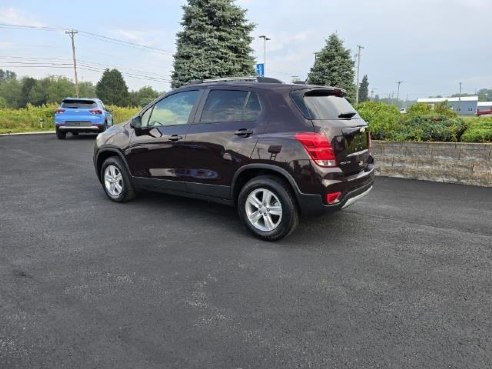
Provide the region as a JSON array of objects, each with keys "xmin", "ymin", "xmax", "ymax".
[
  {"xmin": 182, "ymin": 89, "xmax": 262, "ymax": 197},
  {"xmin": 125, "ymin": 90, "xmax": 201, "ymax": 188}
]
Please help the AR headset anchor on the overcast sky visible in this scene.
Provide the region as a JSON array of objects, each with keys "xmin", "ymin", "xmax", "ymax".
[{"xmin": 0, "ymin": 0, "xmax": 491, "ymax": 99}]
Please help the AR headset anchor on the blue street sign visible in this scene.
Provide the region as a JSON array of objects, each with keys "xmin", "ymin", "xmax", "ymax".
[{"xmin": 256, "ymin": 63, "xmax": 264, "ymax": 77}]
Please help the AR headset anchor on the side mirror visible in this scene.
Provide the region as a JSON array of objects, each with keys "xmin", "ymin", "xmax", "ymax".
[{"xmin": 130, "ymin": 116, "xmax": 142, "ymax": 129}]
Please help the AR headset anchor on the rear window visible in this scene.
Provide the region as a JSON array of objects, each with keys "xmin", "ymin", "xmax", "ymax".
[
  {"xmin": 61, "ymin": 99, "xmax": 97, "ymax": 109},
  {"xmin": 292, "ymin": 91, "xmax": 359, "ymax": 120}
]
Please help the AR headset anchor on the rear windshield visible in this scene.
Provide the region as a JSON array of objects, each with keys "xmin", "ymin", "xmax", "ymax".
[
  {"xmin": 61, "ymin": 99, "xmax": 97, "ymax": 109},
  {"xmin": 292, "ymin": 91, "xmax": 359, "ymax": 120}
]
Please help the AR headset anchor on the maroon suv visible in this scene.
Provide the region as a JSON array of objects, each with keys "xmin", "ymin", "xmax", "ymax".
[{"xmin": 93, "ymin": 77, "xmax": 374, "ymax": 240}]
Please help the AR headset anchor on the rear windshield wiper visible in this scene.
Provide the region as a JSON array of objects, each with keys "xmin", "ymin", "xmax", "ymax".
[{"xmin": 338, "ymin": 112, "xmax": 357, "ymax": 119}]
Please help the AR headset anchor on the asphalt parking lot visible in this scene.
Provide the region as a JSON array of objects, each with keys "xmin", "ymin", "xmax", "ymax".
[{"xmin": 1, "ymin": 133, "xmax": 491, "ymax": 369}]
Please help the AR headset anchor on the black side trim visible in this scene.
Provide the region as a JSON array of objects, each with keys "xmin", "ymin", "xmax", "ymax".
[
  {"xmin": 186, "ymin": 181, "xmax": 230, "ymax": 199},
  {"xmin": 133, "ymin": 177, "xmax": 233, "ymax": 206}
]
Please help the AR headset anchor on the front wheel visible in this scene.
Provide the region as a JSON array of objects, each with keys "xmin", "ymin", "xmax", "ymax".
[
  {"xmin": 238, "ymin": 176, "xmax": 299, "ymax": 241},
  {"xmin": 100, "ymin": 157, "xmax": 136, "ymax": 202}
]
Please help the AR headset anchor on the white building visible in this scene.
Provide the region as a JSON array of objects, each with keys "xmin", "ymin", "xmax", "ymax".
[{"xmin": 417, "ymin": 96, "xmax": 478, "ymax": 116}]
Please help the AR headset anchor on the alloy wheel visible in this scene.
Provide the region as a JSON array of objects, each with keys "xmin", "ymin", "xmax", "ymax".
[
  {"xmin": 104, "ymin": 164, "xmax": 123, "ymax": 197},
  {"xmin": 245, "ymin": 188, "xmax": 283, "ymax": 232}
]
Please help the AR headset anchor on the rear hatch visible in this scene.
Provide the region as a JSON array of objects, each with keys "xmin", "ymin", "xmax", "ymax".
[
  {"xmin": 292, "ymin": 88, "xmax": 370, "ymax": 175},
  {"xmin": 57, "ymin": 99, "xmax": 100, "ymax": 126}
]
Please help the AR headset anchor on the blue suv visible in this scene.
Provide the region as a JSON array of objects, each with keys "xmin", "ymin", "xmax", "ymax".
[{"xmin": 54, "ymin": 98, "xmax": 113, "ymax": 139}]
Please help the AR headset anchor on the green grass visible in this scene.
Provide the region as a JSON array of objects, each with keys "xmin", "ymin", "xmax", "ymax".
[{"xmin": 0, "ymin": 104, "xmax": 139, "ymax": 134}]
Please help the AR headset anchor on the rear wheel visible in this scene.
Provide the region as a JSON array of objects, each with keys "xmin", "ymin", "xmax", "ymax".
[
  {"xmin": 56, "ymin": 128, "xmax": 66, "ymax": 140},
  {"xmin": 100, "ymin": 157, "xmax": 136, "ymax": 202},
  {"xmin": 238, "ymin": 176, "xmax": 298, "ymax": 241}
]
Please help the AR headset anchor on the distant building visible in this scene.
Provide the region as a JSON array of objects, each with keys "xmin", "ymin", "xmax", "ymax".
[{"xmin": 417, "ymin": 96, "xmax": 478, "ymax": 116}]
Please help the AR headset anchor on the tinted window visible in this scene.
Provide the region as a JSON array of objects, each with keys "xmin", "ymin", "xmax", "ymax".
[
  {"xmin": 61, "ymin": 99, "xmax": 97, "ymax": 109},
  {"xmin": 200, "ymin": 90, "xmax": 261, "ymax": 123},
  {"xmin": 146, "ymin": 90, "xmax": 199, "ymax": 127},
  {"xmin": 292, "ymin": 91, "xmax": 359, "ymax": 120}
]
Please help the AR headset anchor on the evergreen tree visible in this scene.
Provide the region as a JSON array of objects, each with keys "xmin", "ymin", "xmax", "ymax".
[
  {"xmin": 359, "ymin": 75, "xmax": 369, "ymax": 103},
  {"xmin": 171, "ymin": 0, "xmax": 256, "ymax": 88},
  {"xmin": 96, "ymin": 69, "xmax": 129, "ymax": 106},
  {"xmin": 307, "ymin": 34, "xmax": 356, "ymax": 101}
]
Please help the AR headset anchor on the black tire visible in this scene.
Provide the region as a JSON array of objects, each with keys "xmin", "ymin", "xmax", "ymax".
[
  {"xmin": 56, "ymin": 128, "xmax": 66, "ymax": 140},
  {"xmin": 100, "ymin": 156, "xmax": 136, "ymax": 202},
  {"xmin": 238, "ymin": 175, "xmax": 299, "ymax": 241}
]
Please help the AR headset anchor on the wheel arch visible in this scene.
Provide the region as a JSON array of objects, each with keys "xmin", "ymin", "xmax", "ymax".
[
  {"xmin": 95, "ymin": 148, "xmax": 130, "ymax": 182},
  {"xmin": 231, "ymin": 164, "xmax": 301, "ymax": 207}
]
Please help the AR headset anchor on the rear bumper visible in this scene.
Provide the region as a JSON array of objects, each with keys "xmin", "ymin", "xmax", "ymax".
[
  {"xmin": 296, "ymin": 164, "xmax": 375, "ymax": 215},
  {"xmin": 57, "ymin": 125, "xmax": 101, "ymax": 131}
]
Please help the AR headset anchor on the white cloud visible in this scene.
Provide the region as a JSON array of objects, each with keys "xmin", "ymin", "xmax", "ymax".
[{"xmin": 0, "ymin": 7, "xmax": 45, "ymax": 27}]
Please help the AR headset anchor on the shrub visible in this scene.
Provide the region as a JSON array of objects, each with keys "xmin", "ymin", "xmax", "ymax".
[
  {"xmin": 0, "ymin": 103, "xmax": 58, "ymax": 133},
  {"xmin": 461, "ymin": 117, "xmax": 492, "ymax": 142},
  {"xmin": 357, "ymin": 101, "xmax": 401, "ymax": 140},
  {"xmin": 400, "ymin": 115, "xmax": 468, "ymax": 142},
  {"xmin": 358, "ymin": 101, "xmax": 469, "ymax": 142},
  {"xmin": 107, "ymin": 105, "xmax": 139, "ymax": 124}
]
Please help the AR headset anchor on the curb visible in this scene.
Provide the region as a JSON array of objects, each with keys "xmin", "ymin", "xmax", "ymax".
[{"xmin": 0, "ymin": 131, "xmax": 54, "ymax": 136}]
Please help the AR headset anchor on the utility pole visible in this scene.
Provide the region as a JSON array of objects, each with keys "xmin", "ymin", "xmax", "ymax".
[
  {"xmin": 65, "ymin": 29, "xmax": 79, "ymax": 98},
  {"xmin": 459, "ymin": 82, "xmax": 462, "ymax": 101},
  {"xmin": 259, "ymin": 35, "xmax": 271, "ymax": 76},
  {"xmin": 396, "ymin": 81, "xmax": 403, "ymax": 107},
  {"xmin": 355, "ymin": 45, "xmax": 364, "ymax": 105}
]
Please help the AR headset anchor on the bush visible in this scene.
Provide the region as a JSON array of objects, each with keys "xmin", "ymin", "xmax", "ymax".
[
  {"xmin": 461, "ymin": 117, "xmax": 492, "ymax": 142},
  {"xmin": 357, "ymin": 101, "xmax": 401, "ymax": 140},
  {"xmin": 358, "ymin": 101, "xmax": 469, "ymax": 142},
  {"xmin": 107, "ymin": 105, "xmax": 139, "ymax": 124},
  {"xmin": 400, "ymin": 115, "xmax": 468, "ymax": 142},
  {"xmin": 0, "ymin": 104, "xmax": 58, "ymax": 133}
]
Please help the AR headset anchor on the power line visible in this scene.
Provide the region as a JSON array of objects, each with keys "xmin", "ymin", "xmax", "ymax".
[
  {"xmin": 0, "ymin": 23, "xmax": 173, "ymax": 55},
  {"xmin": 0, "ymin": 56, "xmax": 170, "ymax": 82},
  {"xmin": 78, "ymin": 31, "xmax": 173, "ymax": 55}
]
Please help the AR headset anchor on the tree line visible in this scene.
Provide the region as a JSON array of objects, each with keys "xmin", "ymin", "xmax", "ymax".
[{"xmin": 0, "ymin": 68, "xmax": 160, "ymax": 109}]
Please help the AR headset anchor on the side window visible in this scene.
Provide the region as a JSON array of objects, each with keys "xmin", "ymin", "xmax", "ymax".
[
  {"xmin": 200, "ymin": 90, "xmax": 261, "ymax": 123},
  {"xmin": 146, "ymin": 90, "xmax": 199, "ymax": 127}
]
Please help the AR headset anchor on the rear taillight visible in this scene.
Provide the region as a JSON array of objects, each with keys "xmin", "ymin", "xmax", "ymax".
[
  {"xmin": 326, "ymin": 192, "xmax": 342, "ymax": 205},
  {"xmin": 295, "ymin": 132, "xmax": 336, "ymax": 167},
  {"xmin": 90, "ymin": 109, "xmax": 103, "ymax": 115},
  {"xmin": 55, "ymin": 109, "xmax": 65, "ymax": 114}
]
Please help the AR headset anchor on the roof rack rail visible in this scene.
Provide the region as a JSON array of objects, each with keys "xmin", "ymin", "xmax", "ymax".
[
  {"xmin": 203, "ymin": 76, "xmax": 257, "ymax": 83},
  {"xmin": 199, "ymin": 76, "xmax": 284, "ymax": 84}
]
